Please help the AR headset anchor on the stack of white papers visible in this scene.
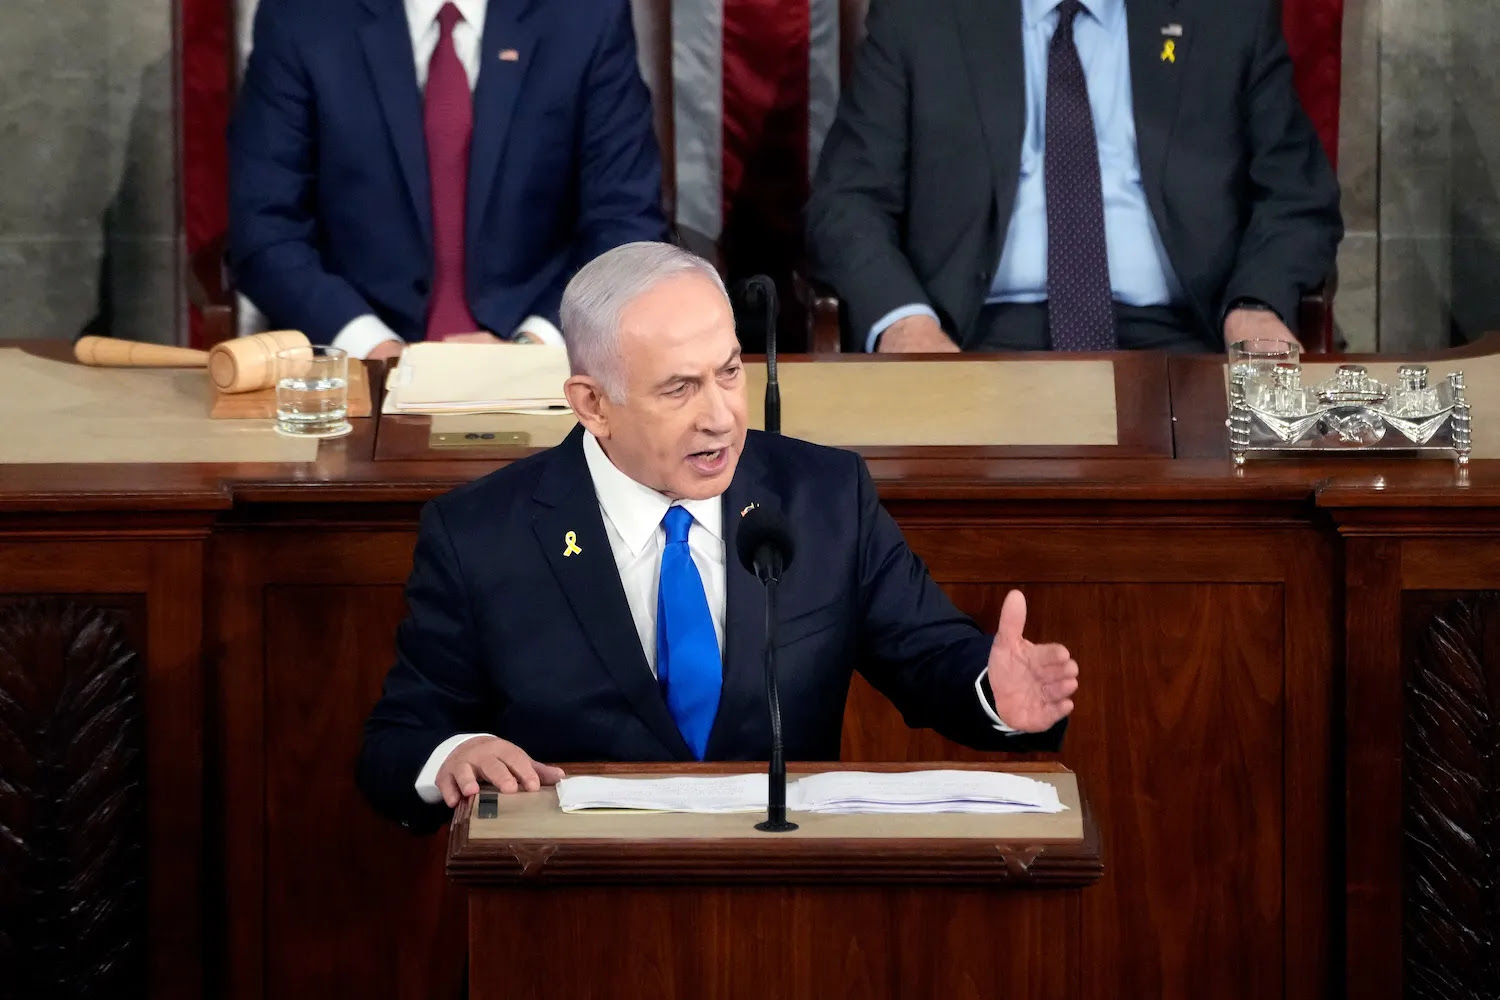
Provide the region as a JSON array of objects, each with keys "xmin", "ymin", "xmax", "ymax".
[
  {"xmin": 555, "ymin": 770, "xmax": 1066, "ymax": 815},
  {"xmin": 383, "ymin": 342, "xmax": 572, "ymax": 414}
]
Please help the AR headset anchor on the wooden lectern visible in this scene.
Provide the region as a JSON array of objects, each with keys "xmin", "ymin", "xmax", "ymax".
[{"xmin": 447, "ymin": 762, "xmax": 1101, "ymax": 1000}]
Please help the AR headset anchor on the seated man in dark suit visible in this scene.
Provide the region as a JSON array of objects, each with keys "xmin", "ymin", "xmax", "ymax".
[
  {"xmin": 358, "ymin": 242, "xmax": 1079, "ymax": 830},
  {"xmin": 806, "ymin": 0, "xmax": 1342, "ymax": 354},
  {"xmin": 228, "ymin": 0, "xmax": 667, "ymax": 361}
]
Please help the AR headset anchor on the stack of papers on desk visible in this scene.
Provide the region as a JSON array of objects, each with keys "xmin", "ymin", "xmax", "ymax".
[
  {"xmin": 383, "ymin": 342, "xmax": 571, "ymax": 414},
  {"xmin": 555, "ymin": 770, "xmax": 1066, "ymax": 815}
]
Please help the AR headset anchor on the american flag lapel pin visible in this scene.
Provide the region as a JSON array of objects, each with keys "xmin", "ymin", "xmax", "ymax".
[
  {"xmin": 1160, "ymin": 23, "xmax": 1183, "ymax": 37},
  {"xmin": 499, "ymin": 48, "xmax": 520, "ymax": 61}
]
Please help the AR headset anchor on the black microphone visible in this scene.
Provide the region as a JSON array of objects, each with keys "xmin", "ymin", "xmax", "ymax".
[
  {"xmin": 735, "ymin": 504, "xmax": 797, "ymax": 832},
  {"xmin": 742, "ymin": 275, "xmax": 780, "ymax": 435}
]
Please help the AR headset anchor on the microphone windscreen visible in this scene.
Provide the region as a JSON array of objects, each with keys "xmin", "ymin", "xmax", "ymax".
[{"xmin": 735, "ymin": 504, "xmax": 795, "ymax": 577}]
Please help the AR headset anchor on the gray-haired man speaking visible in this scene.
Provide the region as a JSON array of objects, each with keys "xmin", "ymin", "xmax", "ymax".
[{"xmin": 358, "ymin": 241, "xmax": 1080, "ymax": 831}]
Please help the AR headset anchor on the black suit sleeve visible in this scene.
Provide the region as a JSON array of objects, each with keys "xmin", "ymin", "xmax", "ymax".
[
  {"xmin": 804, "ymin": 0, "xmax": 939, "ymax": 343},
  {"xmin": 1219, "ymin": 0, "xmax": 1343, "ymax": 332},
  {"xmin": 357, "ymin": 501, "xmax": 500, "ymax": 832},
  {"xmin": 850, "ymin": 456, "xmax": 1064, "ymax": 753}
]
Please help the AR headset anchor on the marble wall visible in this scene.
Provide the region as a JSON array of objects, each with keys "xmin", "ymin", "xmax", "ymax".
[
  {"xmin": 0, "ymin": 0, "xmax": 180, "ymax": 344},
  {"xmin": 1337, "ymin": 0, "xmax": 1500, "ymax": 350}
]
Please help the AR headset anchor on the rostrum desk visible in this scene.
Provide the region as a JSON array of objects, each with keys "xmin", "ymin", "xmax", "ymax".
[
  {"xmin": 2, "ymin": 341, "xmax": 1497, "ymax": 999},
  {"xmin": 447, "ymin": 761, "xmax": 1099, "ymax": 1000}
]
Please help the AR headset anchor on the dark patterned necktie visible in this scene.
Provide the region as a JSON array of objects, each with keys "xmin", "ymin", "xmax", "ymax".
[
  {"xmin": 424, "ymin": 3, "xmax": 480, "ymax": 340},
  {"xmin": 1045, "ymin": 0, "xmax": 1116, "ymax": 351}
]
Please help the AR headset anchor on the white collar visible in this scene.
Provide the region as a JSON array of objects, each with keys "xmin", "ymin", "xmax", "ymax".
[
  {"xmin": 582, "ymin": 431, "xmax": 724, "ymax": 557},
  {"xmin": 404, "ymin": 0, "xmax": 488, "ymax": 33}
]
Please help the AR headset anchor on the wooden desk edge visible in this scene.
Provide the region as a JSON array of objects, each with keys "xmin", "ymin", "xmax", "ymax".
[{"xmin": 446, "ymin": 762, "xmax": 1102, "ymax": 889}]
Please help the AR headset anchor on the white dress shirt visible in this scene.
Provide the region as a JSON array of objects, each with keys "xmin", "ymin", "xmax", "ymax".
[
  {"xmin": 414, "ymin": 433, "xmax": 1012, "ymax": 804},
  {"xmin": 331, "ymin": 0, "xmax": 563, "ymax": 359}
]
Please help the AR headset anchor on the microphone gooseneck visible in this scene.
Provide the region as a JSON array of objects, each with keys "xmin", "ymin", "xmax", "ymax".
[
  {"xmin": 756, "ymin": 575, "xmax": 795, "ymax": 833},
  {"xmin": 744, "ymin": 276, "xmax": 781, "ymax": 435},
  {"xmin": 737, "ymin": 505, "xmax": 798, "ymax": 833}
]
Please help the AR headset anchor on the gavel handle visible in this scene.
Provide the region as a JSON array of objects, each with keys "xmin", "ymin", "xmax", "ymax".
[{"xmin": 74, "ymin": 336, "xmax": 211, "ymax": 368}]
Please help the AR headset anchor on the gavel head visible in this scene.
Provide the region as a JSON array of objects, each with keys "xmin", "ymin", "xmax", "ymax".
[{"xmin": 208, "ymin": 330, "xmax": 311, "ymax": 393}]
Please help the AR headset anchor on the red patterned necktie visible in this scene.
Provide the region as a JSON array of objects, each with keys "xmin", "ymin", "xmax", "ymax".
[{"xmin": 424, "ymin": 3, "xmax": 480, "ymax": 341}]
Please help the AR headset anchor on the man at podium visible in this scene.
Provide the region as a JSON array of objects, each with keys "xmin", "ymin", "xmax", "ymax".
[{"xmin": 358, "ymin": 242, "xmax": 1080, "ymax": 832}]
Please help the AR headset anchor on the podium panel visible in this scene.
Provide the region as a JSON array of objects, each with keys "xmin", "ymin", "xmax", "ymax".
[{"xmin": 449, "ymin": 763, "xmax": 1100, "ymax": 1000}]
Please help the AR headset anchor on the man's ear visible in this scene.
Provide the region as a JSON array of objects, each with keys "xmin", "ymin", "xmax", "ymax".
[{"xmin": 564, "ymin": 375, "xmax": 611, "ymax": 438}]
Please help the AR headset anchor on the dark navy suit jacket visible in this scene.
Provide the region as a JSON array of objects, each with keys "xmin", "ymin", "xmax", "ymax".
[
  {"xmin": 228, "ymin": 0, "xmax": 668, "ymax": 345},
  {"xmin": 358, "ymin": 427, "xmax": 1065, "ymax": 830}
]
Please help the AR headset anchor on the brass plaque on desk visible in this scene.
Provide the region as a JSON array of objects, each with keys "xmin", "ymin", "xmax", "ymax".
[
  {"xmin": 430, "ymin": 430, "xmax": 533, "ymax": 448},
  {"xmin": 426, "ymin": 412, "xmax": 575, "ymax": 450}
]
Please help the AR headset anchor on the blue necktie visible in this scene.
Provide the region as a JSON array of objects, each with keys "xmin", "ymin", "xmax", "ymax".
[{"xmin": 655, "ymin": 505, "xmax": 722, "ymax": 759}]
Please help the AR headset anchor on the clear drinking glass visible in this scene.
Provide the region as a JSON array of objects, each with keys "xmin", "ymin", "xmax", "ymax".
[
  {"xmin": 274, "ymin": 346, "xmax": 352, "ymax": 439},
  {"xmin": 1228, "ymin": 338, "xmax": 1300, "ymax": 382}
]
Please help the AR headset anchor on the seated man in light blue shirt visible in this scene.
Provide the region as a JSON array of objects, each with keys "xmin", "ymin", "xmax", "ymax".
[{"xmin": 806, "ymin": 0, "xmax": 1342, "ymax": 354}]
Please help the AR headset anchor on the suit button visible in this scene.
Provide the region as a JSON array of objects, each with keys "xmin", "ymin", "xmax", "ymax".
[{"xmin": 413, "ymin": 278, "xmax": 430, "ymax": 296}]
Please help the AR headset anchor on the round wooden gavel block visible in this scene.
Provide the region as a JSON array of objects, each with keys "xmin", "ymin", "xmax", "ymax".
[{"xmin": 208, "ymin": 330, "xmax": 311, "ymax": 393}]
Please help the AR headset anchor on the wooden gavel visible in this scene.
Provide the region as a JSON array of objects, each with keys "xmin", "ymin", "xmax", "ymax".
[{"xmin": 74, "ymin": 331, "xmax": 312, "ymax": 394}]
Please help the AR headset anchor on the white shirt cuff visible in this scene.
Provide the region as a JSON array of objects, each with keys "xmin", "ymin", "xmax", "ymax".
[
  {"xmin": 414, "ymin": 732, "xmax": 497, "ymax": 804},
  {"xmin": 974, "ymin": 669, "xmax": 1020, "ymax": 733},
  {"xmin": 332, "ymin": 314, "xmax": 404, "ymax": 360},
  {"xmin": 516, "ymin": 315, "xmax": 564, "ymax": 346},
  {"xmin": 866, "ymin": 304, "xmax": 939, "ymax": 353}
]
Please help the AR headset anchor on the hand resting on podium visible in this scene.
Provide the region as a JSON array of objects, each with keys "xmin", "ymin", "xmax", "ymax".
[{"xmin": 433, "ymin": 736, "xmax": 566, "ymax": 808}]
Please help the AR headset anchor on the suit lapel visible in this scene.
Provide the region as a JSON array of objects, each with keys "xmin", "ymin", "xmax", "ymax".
[
  {"xmin": 952, "ymin": 0, "xmax": 1027, "ymax": 227},
  {"xmin": 359, "ymin": 0, "xmax": 432, "ymax": 241},
  {"xmin": 467, "ymin": 0, "xmax": 540, "ymax": 249},
  {"xmin": 705, "ymin": 439, "xmax": 776, "ymax": 760},
  {"xmin": 1127, "ymin": 0, "xmax": 1189, "ymax": 230},
  {"xmin": 531, "ymin": 427, "xmax": 693, "ymax": 760}
]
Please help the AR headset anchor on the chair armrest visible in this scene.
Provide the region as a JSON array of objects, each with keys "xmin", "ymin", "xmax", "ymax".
[
  {"xmin": 186, "ymin": 234, "xmax": 235, "ymax": 347},
  {"xmin": 1297, "ymin": 267, "xmax": 1339, "ymax": 354},
  {"xmin": 792, "ymin": 271, "xmax": 843, "ymax": 354}
]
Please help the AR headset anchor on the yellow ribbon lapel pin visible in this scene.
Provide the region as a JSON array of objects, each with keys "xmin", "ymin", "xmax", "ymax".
[
  {"xmin": 563, "ymin": 531, "xmax": 582, "ymax": 557},
  {"xmin": 1159, "ymin": 23, "xmax": 1181, "ymax": 64}
]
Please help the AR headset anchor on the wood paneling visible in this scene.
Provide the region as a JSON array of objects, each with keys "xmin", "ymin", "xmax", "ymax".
[
  {"xmin": 0, "ymin": 599, "xmax": 147, "ymax": 998},
  {"xmin": 1402, "ymin": 592, "xmax": 1500, "ymax": 999},
  {"xmin": 262, "ymin": 584, "xmax": 465, "ymax": 1000},
  {"xmin": 210, "ymin": 530, "xmax": 460, "ymax": 1000},
  {"xmin": 0, "ymin": 535, "xmax": 205, "ymax": 1000},
  {"xmin": 1343, "ymin": 537, "xmax": 1404, "ymax": 999},
  {"xmin": 469, "ymin": 886, "xmax": 1076, "ymax": 1000},
  {"xmin": 842, "ymin": 514, "xmax": 1314, "ymax": 1000}
]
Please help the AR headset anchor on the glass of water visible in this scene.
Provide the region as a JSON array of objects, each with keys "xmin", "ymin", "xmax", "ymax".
[
  {"xmin": 274, "ymin": 346, "xmax": 352, "ymax": 439},
  {"xmin": 1228, "ymin": 338, "xmax": 1300, "ymax": 382}
]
